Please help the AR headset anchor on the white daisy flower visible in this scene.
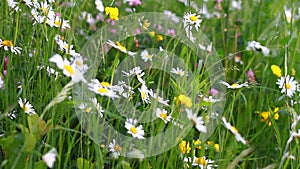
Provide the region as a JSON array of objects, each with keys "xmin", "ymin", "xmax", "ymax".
[
  {"xmin": 125, "ymin": 118, "xmax": 145, "ymax": 139},
  {"xmin": 78, "ymin": 103, "xmax": 92, "ymax": 113},
  {"xmin": 109, "ymin": 139, "xmax": 122, "ymax": 156},
  {"xmin": 0, "ymin": 76, "xmax": 4, "ymax": 88},
  {"xmin": 219, "ymin": 81, "xmax": 248, "ymax": 89},
  {"xmin": 107, "ymin": 40, "xmax": 136, "ymax": 56},
  {"xmin": 49, "ymin": 54, "xmax": 86, "ymax": 83},
  {"xmin": 183, "ymin": 11, "xmax": 202, "ymax": 31},
  {"xmin": 7, "ymin": 0, "xmax": 20, "ymax": 11},
  {"xmin": 171, "ymin": 67, "xmax": 188, "ymax": 77},
  {"xmin": 198, "ymin": 94, "xmax": 220, "ymax": 103},
  {"xmin": 276, "ymin": 75, "xmax": 298, "ymax": 98},
  {"xmin": 186, "ymin": 109, "xmax": 207, "ymax": 133},
  {"xmin": 141, "ymin": 50, "xmax": 154, "ymax": 62},
  {"xmin": 22, "ymin": 0, "xmax": 33, "ymax": 8},
  {"xmin": 89, "ymin": 97, "xmax": 104, "ymax": 117},
  {"xmin": 0, "ymin": 39, "xmax": 22, "ymax": 54},
  {"xmin": 184, "ymin": 156, "xmax": 216, "ymax": 168},
  {"xmin": 46, "ymin": 16, "xmax": 71, "ymax": 29},
  {"xmin": 222, "ymin": 117, "xmax": 247, "ymax": 144},
  {"xmin": 122, "ymin": 66, "xmax": 144, "ymax": 77},
  {"xmin": 149, "ymin": 90, "xmax": 169, "ymax": 106},
  {"xmin": 88, "ymin": 79, "xmax": 119, "ymax": 99},
  {"xmin": 115, "ymin": 81, "xmax": 134, "ymax": 98},
  {"xmin": 156, "ymin": 108, "xmax": 171, "ymax": 123},
  {"xmin": 18, "ymin": 98, "xmax": 35, "ymax": 115},
  {"xmin": 138, "ymin": 84, "xmax": 150, "ymax": 104},
  {"xmin": 199, "ymin": 42, "xmax": 213, "ymax": 53},
  {"xmin": 95, "ymin": 0, "xmax": 104, "ymax": 12},
  {"xmin": 42, "ymin": 148, "xmax": 57, "ymax": 168},
  {"xmin": 246, "ymin": 41, "xmax": 270, "ymax": 56}
]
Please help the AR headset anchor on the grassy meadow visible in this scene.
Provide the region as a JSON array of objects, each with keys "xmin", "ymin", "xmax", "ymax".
[{"xmin": 0, "ymin": 0, "xmax": 300, "ymax": 169}]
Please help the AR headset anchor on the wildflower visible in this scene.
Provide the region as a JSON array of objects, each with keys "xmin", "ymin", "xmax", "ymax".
[
  {"xmin": 125, "ymin": 118, "xmax": 145, "ymax": 139},
  {"xmin": 95, "ymin": 0, "xmax": 104, "ymax": 12},
  {"xmin": 7, "ymin": 0, "xmax": 20, "ymax": 11},
  {"xmin": 5, "ymin": 110, "xmax": 17, "ymax": 119},
  {"xmin": 271, "ymin": 65, "xmax": 282, "ymax": 77},
  {"xmin": 0, "ymin": 76, "xmax": 4, "ymax": 89},
  {"xmin": 175, "ymin": 94, "xmax": 192, "ymax": 108},
  {"xmin": 222, "ymin": 117, "xmax": 247, "ymax": 144},
  {"xmin": 107, "ymin": 40, "xmax": 136, "ymax": 56},
  {"xmin": 246, "ymin": 69, "xmax": 257, "ymax": 83},
  {"xmin": 209, "ymin": 88, "xmax": 219, "ymax": 96},
  {"xmin": 171, "ymin": 67, "xmax": 188, "ymax": 77},
  {"xmin": 186, "ymin": 109, "xmax": 207, "ymax": 133},
  {"xmin": 156, "ymin": 108, "xmax": 171, "ymax": 123},
  {"xmin": 246, "ymin": 41, "xmax": 270, "ymax": 56},
  {"xmin": 184, "ymin": 156, "xmax": 217, "ymax": 168},
  {"xmin": 18, "ymin": 98, "xmax": 35, "ymax": 115},
  {"xmin": 78, "ymin": 103, "xmax": 92, "ymax": 113},
  {"xmin": 259, "ymin": 107, "xmax": 279, "ymax": 126},
  {"xmin": 125, "ymin": 0, "xmax": 142, "ymax": 6},
  {"xmin": 88, "ymin": 79, "xmax": 119, "ymax": 99},
  {"xmin": 105, "ymin": 7, "xmax": 119, "ymax": 20},
  {"xmin": 47, "ymin": 16, "xmax": 71, "ymax": 29},
  {"xmin": 193, "ymin": 139, "xmax": 202, "ymax": 149},
  {"xmin": 138, "ymin": 84, "xmax": 150, "ymax": 104},
  {"xmin": 219, "ymin": 81, "xmax": 248, "ymax": 89},
  {"xmin": 109, "ymin": 139, "xmax": 122, "ymax": 156},
  {"xmin": 89, "ymin": 97, "xmax": 104, "ymax": 117},
  {"xmin": 141, "ymin": 50, "xmax": 153, "ymax": 62},
  {"xmin": 198, "ymin": 94, "xmax": 220, "ymax": 103},
  {"xmin": 115, "ymin": 81, "xmax": 134, "ymax": 98},
  {"xmin": 178, "ymin": 140, "xmax": 191, "ymax": 154},
  {"xmin": 183, "ymin": 11, "xmax": 202, "ymax": 31},
  {"xmin": 149, "ymin": 90, "xmax": 169, "ymax": 106},
  {"xmin": 42, "ymin": 148, "xmax": 57, "ymax": 168},
  {"xmin": 49, "ymin": 54, "xmax": 86, "ymax": 83},
  {"xmin": 276, "ymin": 75, "xmax": 298, "ymax": 97},
  {"xmin": 122, "ymin": 66, "xmax": 143, "ymax": 77},
  {"xmin": 0, "ymin": 39, "xmax": 22, "ymax": 54}
]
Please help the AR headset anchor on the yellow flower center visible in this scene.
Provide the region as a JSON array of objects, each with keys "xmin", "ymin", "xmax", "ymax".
[
  {"xmin": 230, "ymin": 83, "xmax": 239, "ymax": 88},
  {"xmin": 146, "ymin": 55, "xmax": 152, "ymax": 59},
  {"xmin": 98, "ymin": 88, "xmax": 108, "ymax": 94},
  {"xmin": 41, "ymin": 7, "xmax": 49, "ymax": 14},
  {"xmin": 115, "ymin": 41, "xmax": 127, "ymax": 51},
  {"xmin": 230, "ymin": 126, "xmax": 239, "ymax": 133},
  {"xmin": 54, "ymin": 20, "xmax": 61, "ymax": 27},
  {"xmin": 130, "ymin": 127, "xmax": 137, "ymax": 134},
  {"xmin": 190, "ymin": 15, "xmax": 198, "ymax": 21},
  {"xmin": 160, "ymin": 113, "xmax": 167, "ymax": 119},
  {"xmin": 100, "ymin": 82, "xmax": 111, "ymax": 87},
  {"xmin": 285, "ymin": 83, "xmax": 291, "ymax": 89},
  {"xmin": 63, "ymin": 65, "xmax": 74, "ymax": 75},
  {"xmin": 23, "ymin": 105, "xmax": 28, "ymax": 112},
  {"xmin": 195, "ymin": 157, "xmax": 207, "ymax": 165},
  {"xmin": 76, "ymin": 61, "xmax": 83, "ymax": 66},
  {"xmin": 141, "ymin": 91, "xmax": 147, "ymax": 99},
  {"xmin": 2, "ymin": 40, "xmax": 13, "ymax": 47},
  {"xmin": 85, "ymin": 107, "xmax": 91, "ymax": 113},
  {"xmin": 114, "ymin": 145, "xmax": 122, "ymax": 152}
]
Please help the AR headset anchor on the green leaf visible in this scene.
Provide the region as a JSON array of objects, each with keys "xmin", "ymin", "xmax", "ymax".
[{"xmin": 77, "ymin": 158, "xmax": 95, "ymax": 169}]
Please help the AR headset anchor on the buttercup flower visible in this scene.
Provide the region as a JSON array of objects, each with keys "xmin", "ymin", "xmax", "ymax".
[
  {"xmin": 259, "ymin": 107, "xmax": 279, "ymax": 126},
  {"xmin": 125, "ymin": 118, "xmax": 145, "ymax": 139},
  {"xmin": 18, "ymin": 98, "xmax": 36, "ymax": 115},
  {"xmin": 271, "ymin": 65, "xmax": 282, "ymax": 77},
  {"xmin": 178, "ymin": 140, "xmax": 191, "ymax": 154},
  {"xmin": 175, "ymin": 94, "xmax": 192, "ymax": 108},
  {"xmin": 105, "ymin": 7, "xmax": 119, "ymax": 20},
  {"xmin": 276, "ymin": 75, "xmax": 298, "ymax": 97}
]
